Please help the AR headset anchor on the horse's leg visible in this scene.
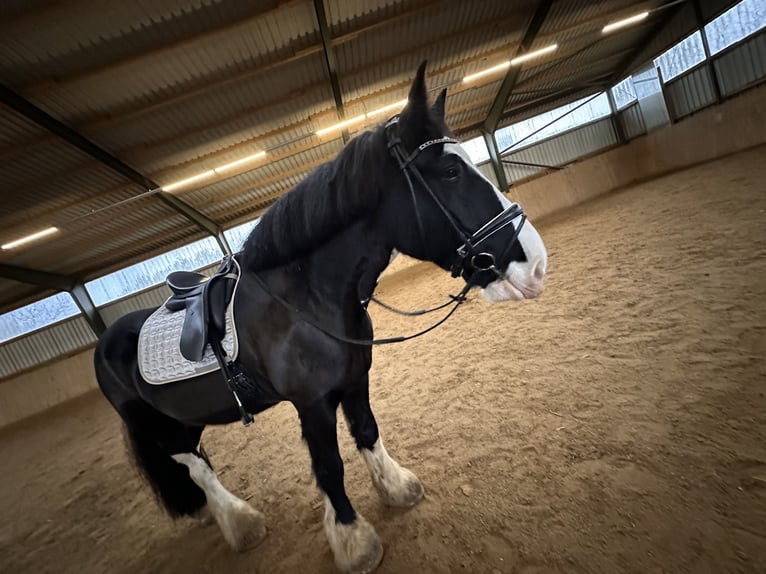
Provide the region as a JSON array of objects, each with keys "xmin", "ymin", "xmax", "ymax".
[
  {"xmin": 122, "ymin": 400, "xmax": 266, "ymax": 551},
  {"xmin": 192, "ymin": 442, "xmax": 215, "ymax": 525},
  {"xmin": 172, "ymin": 447, "xmax": 267, "ymax": 552},
  {"xmin": 299, "ymin": 396, "xmax": 383, "ymax": 574},
  {"xmin": 341, "ymin": 384, "xmax": 424, "ymax": 508}
]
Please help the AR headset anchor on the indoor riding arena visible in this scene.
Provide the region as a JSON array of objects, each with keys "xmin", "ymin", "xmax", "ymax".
[{"xmin": 1, "ymin": 2, "xmax": 765, "ymax": 573}]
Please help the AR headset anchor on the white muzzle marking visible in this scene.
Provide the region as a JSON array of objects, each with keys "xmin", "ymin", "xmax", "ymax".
[
  {"xmin": 482, "ymin": 195, "xmax": 547, "ymax": 303},
  {"xmin": 446, "ymin": 143, "xmax": 548, "ymax": 303}
]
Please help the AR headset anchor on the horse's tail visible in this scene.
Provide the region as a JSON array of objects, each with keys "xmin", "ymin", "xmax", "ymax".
[
  {"xmin": 94, "ymin": 311, "xmax": 207, "ymax": 519},
  {"xmin": 121, "ymin": 408, "xmax": 207, "ymax": 519}
]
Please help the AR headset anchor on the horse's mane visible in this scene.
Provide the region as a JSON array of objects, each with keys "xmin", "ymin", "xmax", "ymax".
[{"xmin": 242, "ymin": 128, "xmax": 387, "ymax": 272}]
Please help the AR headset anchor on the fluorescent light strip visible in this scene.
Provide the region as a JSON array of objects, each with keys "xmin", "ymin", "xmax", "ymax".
[
  {"xmin": 463, "ymin": 61, "xmax": 511, "ymax": 83},
  {"xmin": 214, "ymin": 150, "xmax": 267, "ymax": 173},
  {"xmin": 160, "ymin": 150, "xmax": 267, "ymax": 192},
  {"xmin": 510, "ymin": 43, "xmax": 558, "ymax": 65},
  {"xmin": 315, "ymin": 99, "xmax": 409, "ymax": 136},
  {"xmin": 1, "ymin": 226, "xmax": 59, "ymax": 250},
  {"xmin": 315, "ymin": 114, "xmax": 367, "ymax": 137},
  {"xmin": 602, "ymin": 11, "xmax": 649, "ymax": 34},
  {"xmin": 366, "ymin": 98, "xmax": 409, "ymax": 117},
  {"xmin": 161, "ymin": 170, "xmax": 215, "ymax": 192},
  {"xmin": 462, "ymin": 44, "xmax": 558, "ymax": 84}
]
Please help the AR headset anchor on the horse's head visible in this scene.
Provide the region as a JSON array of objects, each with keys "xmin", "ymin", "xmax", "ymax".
[{"xmin": 381, "ymin": 62, "xmax": 547, "ymax": 302}]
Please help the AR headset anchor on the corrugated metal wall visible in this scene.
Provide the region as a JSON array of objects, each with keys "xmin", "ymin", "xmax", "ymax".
[
  {"xmin": 665, "ymin": 65, "xmax": 717, "ymax": 120},
  {"xmin": 662, "ymin": 28, "xmax": 766, "ymax": 122},
  {"xmin": 0, "ymin": 260, "xmax": 222, "ymax": 380},
  {"xmin": 714, "ymin": 29, "xmax": 766, "ymax": 97},
  {"xmin": 501, "ymin": 118, "xmax": 617, "ymax": 183},
  {"xmin": 0, "ymin": 316, "xmax": 97, "ymax": 379},
  {"xmin": 620, "ymin": 102, "xmax": 647, "ymax": 140}
]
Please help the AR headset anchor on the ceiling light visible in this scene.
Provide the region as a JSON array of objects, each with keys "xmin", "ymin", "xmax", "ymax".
[
  {"xmin": 161, "ymin": 170, "xmax": 216, "ymax": 192},
  {"xmin": 315, "ymin": 114, "xmax": 367, "ymax": 137},
  {"xmin": 510, "ymin": 44, "xmax": 558, "ymax": 65},
  {"xmin": 315, "ymin": 99, "xmax": 410, "ymax": 136},
  {"xmin": 463, "ymin": 61, "xmax": 511, "ymax": 83},
  {"xmin": 214, "ymin": 151, "xmax": 267, "ymax": 173},
  {"xmin": 366, "ymin": 99, "xmax": 409, "ymax": 117},
  {"xmin": 602, "ymin": 11, "xmax": 649, "ymax": 34},
  {"xmin": 1, "ymin": 226, "xmax": 59, "ymax": 250}
]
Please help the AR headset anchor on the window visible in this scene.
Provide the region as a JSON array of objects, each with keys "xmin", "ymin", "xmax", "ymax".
[
  {"xmin": 460, "ymin": 136, "xmax": 490, "ymax": 164},
  {"xmin": 86, "ymin": 236, "xmax": 223, "ymax": 306},
  {"xmin": 224, "ymin": 218, "xmax": 260, "ymax": 252},
  {"xmin": 705, "ymin": 0, "xmax": 766, "ymax": 54},
  {"xmin": 632, "ymin": 66, "xmax": 664, "ymax": 98},
  {"xmin": 495, "ymin": 92, "xmax": 611, "ymax": 153},
  {"xmin": 654, "ymin": 31, "xmax": 706, "ymax": 81},
  {"xmin": 0, "ymin": 292, "xmax": 80, "ymax": 343},
  {"xmin": 611, "ymin": 76, "xmax": 638, "ymax": 109}
]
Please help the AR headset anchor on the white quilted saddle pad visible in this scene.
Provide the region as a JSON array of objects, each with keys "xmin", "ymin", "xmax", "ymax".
[{"xmin": 137, "ymin": 295, "xmax": 238, "ymax": 385}]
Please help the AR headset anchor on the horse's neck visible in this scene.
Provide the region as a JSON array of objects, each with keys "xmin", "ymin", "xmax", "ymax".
[{"xmin": 304, "ymin": 218, "xmax": 392, "ymax": 306}]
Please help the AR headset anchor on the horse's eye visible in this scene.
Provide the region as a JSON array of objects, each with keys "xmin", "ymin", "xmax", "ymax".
[{"xmin": 445, "ymin": 166, "xmax": 460, "ymax": 181}]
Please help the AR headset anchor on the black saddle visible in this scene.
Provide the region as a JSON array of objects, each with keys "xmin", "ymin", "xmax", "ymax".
[{"xmin": 165, "ymin": 256, "xmax": 238, "ymax": 362}]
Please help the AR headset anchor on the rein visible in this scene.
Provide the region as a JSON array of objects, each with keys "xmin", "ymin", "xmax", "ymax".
[
  {"xmin": 250, "ymin": 271, "xmax": 474, "ymax": 346},
  {"xmin": 367, "ymin": 294, "xmax": 456, "ymax": 316}
]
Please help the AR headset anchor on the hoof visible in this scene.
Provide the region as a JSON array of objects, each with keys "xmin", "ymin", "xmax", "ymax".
[
  {"xmin": 325, "ymin": 505, "xmax": 383, "ymax": 573},
  {"xmin": 220, "ymin": 501, "xmax": 267, "ymax": 552},
  {"xmin": 376, "ymin": 467, "xmax": 425, "ymax": 509},
  {"xmin": 361, "ymin": 440, "xmax": 425, "ymax": 509}
]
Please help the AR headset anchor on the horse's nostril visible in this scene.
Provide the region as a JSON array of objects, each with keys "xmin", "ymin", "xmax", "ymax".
[{"xmin": 533, "ymin": 260, "xmax": 546, "ymax": 280}]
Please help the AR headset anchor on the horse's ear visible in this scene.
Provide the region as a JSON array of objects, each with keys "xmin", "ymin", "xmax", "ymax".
[
  {"xmin": 432, "ymin": 88, "xmax": 447, "ymax": 121},
  {"xmin": 399, "ymin": 61, "xmax": 440, "ymax": 149},
  {"xmin": 399, "ymin": 61, "xmax": 432, "ymax": 144},
  {"xmin": 408, "ymin": 60, "xmax": 429, "ymax": 105}
]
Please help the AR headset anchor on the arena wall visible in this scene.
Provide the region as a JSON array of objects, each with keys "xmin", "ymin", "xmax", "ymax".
[
  {"xmin": 1, "ymin": 83, "xmax": 764, "ymax": 429},
  {"xmin": 507, "ymin": 83, "xmax": 766, "ymax": 221},
  {"xmin": 0, "ymin": 349, "xmax": 98, "ymax": 428}
]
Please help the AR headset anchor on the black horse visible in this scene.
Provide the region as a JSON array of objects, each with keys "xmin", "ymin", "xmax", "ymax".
[{"xmin": 95, "ymin": 63, "xmax": 547, "ymax": 574}]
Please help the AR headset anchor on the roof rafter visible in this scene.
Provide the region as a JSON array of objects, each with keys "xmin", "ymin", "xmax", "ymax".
[
  {"xmin": 0, "ymin": 264, "xmax": 77, "ymax": 291},
  {"xmin": 313, "ymin": 0, "xmax": 349, "ymax": 143},
  {"xmin": 609, "ymin": 2, "xmax": 687, "ymax": 83},
  {"xmin": 482, "ymin": 0, "xmax": 555, "ymax": 133},
  {"xmin": 0, "ymin": 82, "xmax": 231, "ymax": 254}
]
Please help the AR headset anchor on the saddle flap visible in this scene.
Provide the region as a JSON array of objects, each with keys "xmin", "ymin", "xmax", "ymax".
[
  {"xmin": 179, "ymin": 292, "xmax": 208, "ymax": 362},
  {"xmin": 208, "ymin": 276, "xmax": 236, "ymax": 340}
]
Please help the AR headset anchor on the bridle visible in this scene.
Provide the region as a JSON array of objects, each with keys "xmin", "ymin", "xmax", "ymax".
[
  {"xmin": 250, "ymin": 117, "xmax": 529, "ymax": 346},
  {"xmin": 384, "ymin": 115, "xmax": 527, "ymax": 284}
]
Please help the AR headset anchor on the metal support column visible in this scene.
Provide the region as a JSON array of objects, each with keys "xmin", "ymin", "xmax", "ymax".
[
  {"xmin": 692, "ymin": 0, "xmax": 722, "ymax": 103},
  {"xmin": 483, "ymin": 0, "xmax": 554, "ymax": 134},
  {"xmin": 482, "ymin": 130, "xmax": 510, "ymax": 191},
  {"xmin": 70, "ymin": 283, "xmax": 107, "ymax": 336},
  {"xmin": 313, "ymin": 0, "xmax": 349, "ymax": 143},
  {"xmin": 0, "ymin": 264, "xmax": 108, "ymax": 337},
  {"xmin": 606, "ymin": 88, "xmax": 628, "ymax": 144}
]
